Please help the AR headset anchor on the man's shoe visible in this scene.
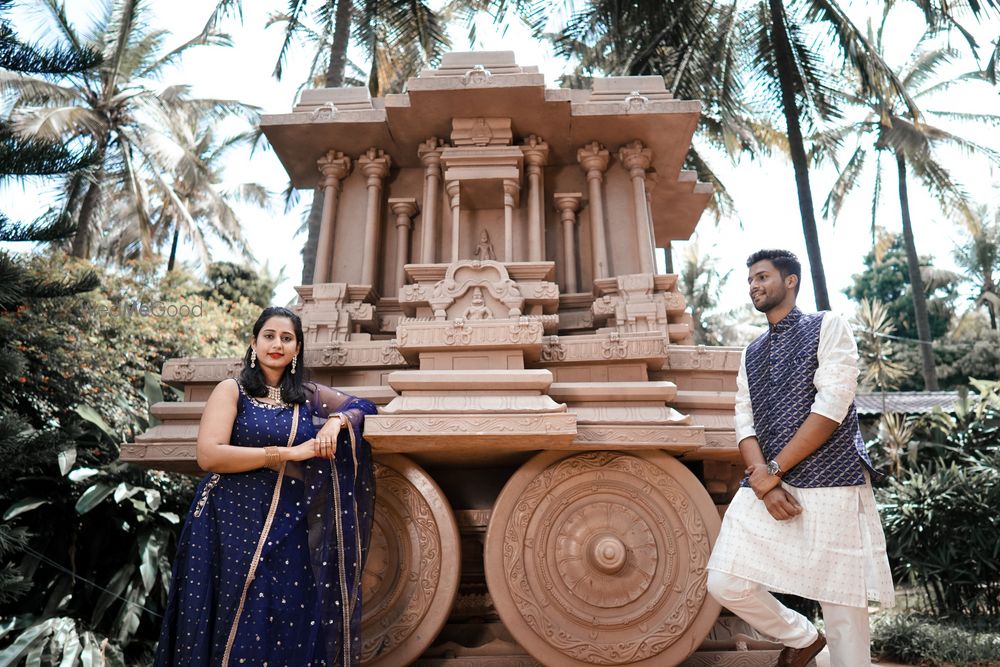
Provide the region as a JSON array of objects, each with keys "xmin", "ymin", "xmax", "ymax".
[{"xmin": 777, "ymin": 632, "xmax": 826, "ymax": 667}]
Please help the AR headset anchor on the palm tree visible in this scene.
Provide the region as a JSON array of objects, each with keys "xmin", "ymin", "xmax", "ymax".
[
  {"xmin": 549, "ymin": 1, "xmax": 1000, "ymax": 310},
  {"xmin": 552, "ymin": 1, "xmax": 776, "ymax": 223},
  {"xmin": 954, "ymin": 205, "xmax": 1000, "ymax": 329},
  {"xmin": 205, "ymin": 0, "xmax": 450, "ymax": 283},
  {"xmin": 818, "ymin": 28, "xmax": 1000, "ymax": 389},
  {"xmin": 548, "ymin": 0, "xmax": 926, "ymax": 311},
  {"xmin": 677, "ymin": 240, "xmax": 732, "ymax": 345},
  {"xmin": 1, "ymin": 0, "xmax": 257, "ymax": 263},
  {"xmin": 97, "ymin": 86, "xmax": 267, "ymax": 271}
]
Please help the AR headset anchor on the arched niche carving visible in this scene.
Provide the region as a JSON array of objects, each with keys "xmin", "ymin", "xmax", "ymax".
[{"xmin": 425, "ymin": 260, "xmax": 525, "ymax": 320}]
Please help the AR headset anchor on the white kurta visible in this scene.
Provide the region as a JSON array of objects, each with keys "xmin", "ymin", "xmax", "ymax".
[{"xmin": 708, "ymin": 312, "xmax": 896, "ymax": 609}]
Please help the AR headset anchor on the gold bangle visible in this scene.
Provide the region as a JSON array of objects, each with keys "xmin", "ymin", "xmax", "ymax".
[{"xmin": 264, "ymin": 446, "xmax": 281, "ymax": 469}]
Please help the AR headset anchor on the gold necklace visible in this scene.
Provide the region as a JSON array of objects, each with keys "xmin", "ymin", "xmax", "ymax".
[{"xmin": 265, "ymin": 384, "xmax": 283, "ymax": 402}]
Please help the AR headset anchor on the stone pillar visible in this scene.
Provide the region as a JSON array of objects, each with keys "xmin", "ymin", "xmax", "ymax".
[
  {"xmin": 577, "ymin": 142, "xmax": 611, "ymax": 280},
  {"xmin": 522, "ymin": 135, "xmax": 549, "ymax": 262},
  {"xmin": 390, "ymin": 198, "xmax": 418, "ymax": 293},
  {"xmin": 503, "ymin": 178, "xmax": 519, "ymax": 261},
  {"xmin": 554, "ymin": 193, "xmax": 582, "ymax": 293},
  {"xmin": 313, "ymin": 150, "xmax": 352, "ymax": 283},
  {"xmin": 618, "ymin": 140, "xmax": 655, "ymax": 275},
  {"xmin": 418, "ymin": 137, "xmax": 444, "ymax": 263},
  {"xmin": 358, "ymin": 147, "xmax": 392, "ymax": 286},
  {"xmin": 447, "ymin": 180, "xmax": 461, "ymax": 261},
  {"xmin": 645, "ymin": 171, "xmax": 659, "ymax": 273}
]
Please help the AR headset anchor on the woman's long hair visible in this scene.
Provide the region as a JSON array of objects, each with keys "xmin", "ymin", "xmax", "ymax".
[{"xmin": 239, "ymin": 306, "xmax": 307, "ymax": 404}]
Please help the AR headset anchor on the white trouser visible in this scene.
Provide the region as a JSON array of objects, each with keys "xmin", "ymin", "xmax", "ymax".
[{"xmin": 707, "ymin": 569, "xmax": 871, "ymax": 667}]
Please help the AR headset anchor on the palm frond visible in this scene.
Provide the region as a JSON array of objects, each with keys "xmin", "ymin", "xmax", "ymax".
[
  {"xmin": 0, "ymin": 70, "xmax": 81, "ymax": 106},
  {"xmin": 821, "ymin": 143, "xmax": 867, "ymax": 223},
  {"xmin": 203, "ymin": 0, "xmax": 244, "ymax": 33},
  {"xmin": 803, "ymin": 0, "xmax": 921, "ymax": 120},
  {"xmin": 103, "ymin": 0, "xmax": 142, "ymax": 97},
  {"xmin": 9, "ymin": 105, "xmax": 108, "ymax": 140},
  {"xmin": 924, "ymin": 109, "xmax": 1000, "ymax": 127},
  {"xmin": 37, "ymin": 0, "xmax": 86, "ymax": 59},
  {"xmin": 907, "ymin": 153, "xmax": 977, "ymax": 227},
  {"xmin": 137, "ymin": 29, "xmax": 233, "ymax": 79},
  {"xmin": 272, "ymin": 0, "xmax": 311, "ymax": 80}
]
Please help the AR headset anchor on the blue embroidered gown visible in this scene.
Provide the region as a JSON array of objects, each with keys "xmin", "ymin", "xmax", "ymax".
[{"xmin": 155, "ymin": 381, "xmax": 376, "ymax": 666}]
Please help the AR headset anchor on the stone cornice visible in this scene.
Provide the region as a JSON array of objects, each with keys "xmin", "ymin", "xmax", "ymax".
[{"xmin": 538, "ymin": 332, "xmax": 668, "ymax": 367}]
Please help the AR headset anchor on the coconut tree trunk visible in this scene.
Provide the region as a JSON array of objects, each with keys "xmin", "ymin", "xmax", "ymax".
[
  {"xmin": 302, "ymin": 0, "xmax": 354, "ymax": 284},
  {"xmin": 71, "ymin": 168, "xmax": 104, "ymax": 259},
  {"xmin": 896, "ymin": 152, "xmax": 938, "ymax": 390},
  {"xmin": 326, "ymin": 0, "xmax": 353, "ymax": 88},
  {"xmin": 167, "ymin": 222, "xmax": 180, "ymax": 272},
  {"xmin": 767, "ymin": 0, "xmax": 831, "ymax": 311}
]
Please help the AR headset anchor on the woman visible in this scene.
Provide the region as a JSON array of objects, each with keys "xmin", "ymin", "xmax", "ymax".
[{"xmin": 156, "ymin": 306, "xmax": 376, "ymax": 666}]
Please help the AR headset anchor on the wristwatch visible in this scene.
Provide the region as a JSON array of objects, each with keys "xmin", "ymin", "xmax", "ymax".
[{"xmin": 766, "ymin": 459, "xmax": 785, "ymax": 478}]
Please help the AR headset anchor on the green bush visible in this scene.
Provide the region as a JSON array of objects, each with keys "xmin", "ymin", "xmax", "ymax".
[
  {"xmin": 0, "ymin": 253, "xmax": 271, "ymax": 662},
  {"xmin": 872, "ymin": 614, "xmax": 1000, "ymax": 666},
  {"xmin": 875, "ymin": 382, "xmax": 1000, "ymax": 619}
]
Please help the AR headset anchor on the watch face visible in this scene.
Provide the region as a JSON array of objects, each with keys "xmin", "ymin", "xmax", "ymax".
[{"xmin": 767, "ymin": 461, "xmax": 780, "ymax": 475}]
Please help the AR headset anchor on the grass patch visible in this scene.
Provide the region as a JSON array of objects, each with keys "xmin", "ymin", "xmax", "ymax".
[{"xmin": 872, "ymin": 614, "xmax": 1000, "ymax": 666}]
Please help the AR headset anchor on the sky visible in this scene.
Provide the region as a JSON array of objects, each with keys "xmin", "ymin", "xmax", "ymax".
[{"xmin": 4, "ymin": 0, "xmax": 999, "ymax": 319}]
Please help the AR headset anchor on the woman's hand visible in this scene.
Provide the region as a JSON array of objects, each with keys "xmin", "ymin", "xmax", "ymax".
[
  {"xmin": 283, "ymin": 437, "xmax": 329, "ymax": 462},
  {"xmin": 316, "ymin": 413, "xmax": 346, "ymax": 441}
]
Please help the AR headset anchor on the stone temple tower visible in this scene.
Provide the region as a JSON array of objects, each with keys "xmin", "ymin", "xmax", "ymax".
[{"xmin": 124, "ymin": 51, "xmax": 770, "ymax": 666}]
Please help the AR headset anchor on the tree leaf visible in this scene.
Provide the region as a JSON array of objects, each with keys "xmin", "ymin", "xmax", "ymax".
[
  {"xmin": 75, "ymin": 483, "xmax": 114, "ymax": 514},
  {"xmin": 90, "ymin": 563, "xmax": 134, "ymax": 627},
  {"xmin": 3, "ymin": 497, "xmax": 50, "ymax": 520},
  {"xmin": 74, "ymin": 405, "xmax": 116, "ymax": 441},
  {"xmin": 68, "ymin": 468, "xmax": 99, "ymax": 482},
  {"xmin": 57, "ymin": 447, "xmax": 77, "ymax": 476},
  {"xmin": 0, "ymin": 618, "xmax": 55, "ymax": 665},
  {"xmin": 79, "ymin": 632, "xmax": 101, "ymax": 667}
]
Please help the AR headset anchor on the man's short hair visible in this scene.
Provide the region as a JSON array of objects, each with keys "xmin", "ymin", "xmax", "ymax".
[{"xmin": 746, "ymin": 249, "xmax": 802, "ymax": 293}]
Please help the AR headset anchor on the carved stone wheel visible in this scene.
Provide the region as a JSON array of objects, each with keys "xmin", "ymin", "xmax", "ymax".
[
  {"xmin": 484, "ymin": 450, "xmax": 722, "ymax": 666},
  {"xmin": 360, "ymin": 454, "xmax": 460, "ymax": 666}
]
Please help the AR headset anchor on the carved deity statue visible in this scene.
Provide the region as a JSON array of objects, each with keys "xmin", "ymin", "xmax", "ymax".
[
  {"xmin": 461, "ymin": 287, "xmax": 494, "ymax": 320},
  {"xmin": 473, "ymin": 229, "xmax": 496, "ymax": 261}
]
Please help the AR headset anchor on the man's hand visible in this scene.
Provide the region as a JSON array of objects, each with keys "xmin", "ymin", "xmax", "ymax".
[
  {"xmin": 762, "ymin": 487, "xmax": 802, "ymax": 521},
  {"xmin": 745, "ymin": 462, "xmax": 782, "ymax": 499}
]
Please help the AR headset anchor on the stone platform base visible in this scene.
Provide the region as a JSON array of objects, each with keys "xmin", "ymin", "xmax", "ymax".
[{"xmin": 410, "ymin": 618, "xmax": 817, "ymax": 667}]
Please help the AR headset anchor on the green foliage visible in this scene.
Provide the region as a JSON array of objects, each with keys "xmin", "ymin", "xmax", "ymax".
[
  {"xmin": 202, "ymin": 261, "xmax": 278, "ymax": 310},
  {"xmin": 0, "ymin": 252, "xmax": 260, "ymax": 432},
  {"xmin": 846, "ymin": 233, "xmax": 958, "ymax": 342},
  {"xmin": 0, "ymin": 2, "xmax": 100, "ymax": 312},
  {"xmin": 876, "ymin": 380, "xmax": 1000, "ymax": 619},
  {"xmin": 954, "ymin": 207, "xmax": 1000, "ymax": 330},
  {"xmin": 936, "ymin": 318, "xmax": 1000, "ymax": 393},
  {"xmin": 0, "ymin": 252, "xmax": 260, "ymax": 661},
  {"xmin": 872, "ymin": 614, "xmax": 1000, "ymax": 666},
  {"xmin": 853, "ymin": 297, "xmax": 910, "ymax": 392},
  {"xmin": 1, "ymin": 0, "xmax": 261, "ymax": 263},
  {"xmin": 676, "ymin": 242, "xmax": 732, "ymax": 345},
  {"xmin": 0, "ymin": 617, "xmax": 125, "ymax": 666}
]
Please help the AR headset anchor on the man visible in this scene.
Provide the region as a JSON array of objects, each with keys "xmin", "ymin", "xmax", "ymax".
[{"xmin": 706, "ymin": 249, "xmax": 895, "ymax": 667}]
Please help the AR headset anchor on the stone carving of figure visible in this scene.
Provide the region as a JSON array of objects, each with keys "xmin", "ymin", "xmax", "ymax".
[
  {"xmin": 474, "ymin": 229, "xmax": 496, "ymax": 261},
  {"xmin": 462, "ymin": 287, "xmax": 494, "ymax": 320}
]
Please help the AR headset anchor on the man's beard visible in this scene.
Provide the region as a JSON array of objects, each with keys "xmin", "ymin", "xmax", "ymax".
[{"xmin": 751, "ymin": 290, "xmax": 785, "ymax": 313}]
